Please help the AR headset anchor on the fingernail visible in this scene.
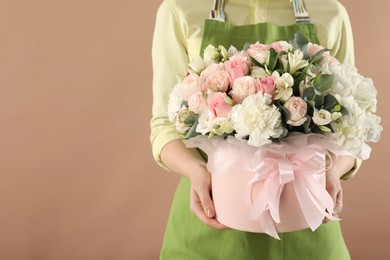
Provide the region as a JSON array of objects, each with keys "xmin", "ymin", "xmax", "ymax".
[{"xmin": 206, "ymin": 208, "xmax": 214, "ymax": 218}]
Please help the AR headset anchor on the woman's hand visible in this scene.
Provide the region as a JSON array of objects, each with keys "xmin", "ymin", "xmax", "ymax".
[
  {"xmin": 188, "ymin": 165, "xmax": 228, "ymax": 229},
  {"xmin": 323, "ymin": 154, "xmax": 355, "ymax": 223}
]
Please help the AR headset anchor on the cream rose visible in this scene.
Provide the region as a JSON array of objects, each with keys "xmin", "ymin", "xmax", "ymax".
[
  {"xmin": 179, "ymin": 74, "xmax": 201, "ymax": 100},
  {"xmin": 230, "ymin": 76, "xmax": 261, "ymax": 104},
  {"xmin": 283, "ymin": 97, "xmax": 308, "ymax": 126},
  {"xmin": 188, "ymin": 92, "xmax": 208, "ymax": 114},
  {"xmin": 199, "ymin": 63, "xmax": 229, "ymax": 93}
]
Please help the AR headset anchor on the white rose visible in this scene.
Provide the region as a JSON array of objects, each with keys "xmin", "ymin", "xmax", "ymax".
[
  {"xmin": 231, "ymin": 93, "xmax": 283, "ymax": 147},
  {"xmin": 189, "ymin": 56, "xmax": 207, "ymax": 75},
  {"xmin": 204, "ymin": 45, "xmax": 220, "ymax": 65},
  {"xmin": 313, "ymin": 109, "xmax": 332, "ymax": 126}
]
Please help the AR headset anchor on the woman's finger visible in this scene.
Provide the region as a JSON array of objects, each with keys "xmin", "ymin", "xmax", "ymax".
[
  {"xmin": 190, "ymin": 188, "xmax": 228, "ymax": 229},
  {"xmin": 334, "ymin": 188, "xmax": 343, "ymax": 214}
]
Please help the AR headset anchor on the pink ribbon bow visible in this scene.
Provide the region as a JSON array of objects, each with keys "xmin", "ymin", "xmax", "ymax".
[{"xmin": 246, "ymin": 144, "xmax": 337, "ymax": 239}]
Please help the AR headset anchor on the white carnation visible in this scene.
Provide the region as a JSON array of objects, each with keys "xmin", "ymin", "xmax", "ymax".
[{"xmin": 231, "ymin": 93, "xmax": 283, "ymax": 147}]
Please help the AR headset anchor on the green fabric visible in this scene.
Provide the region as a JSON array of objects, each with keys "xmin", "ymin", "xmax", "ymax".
[
  {"xmin": 200, "ymin": 19, "xmax": 320, "ymax": 52},
  {"xmin": 161, "ymin": 19, "xmax": 350, "ymax": 260}
]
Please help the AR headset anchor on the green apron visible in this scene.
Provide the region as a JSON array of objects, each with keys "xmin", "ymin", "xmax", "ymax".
[{"xmin": 160, "ymin": 1, "xmax": 350, "ymax": 259}]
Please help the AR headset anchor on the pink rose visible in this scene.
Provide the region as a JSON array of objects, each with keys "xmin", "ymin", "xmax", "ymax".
[
  {"xmin": 247, "ymin": 42, "xmax": 270, "ymax": 64},
  {"xmin": 283, "ymin": 97, "xmax": 308, "ymax": 126},
  {"xmin": 199, "ymin": 63, "xmax": 229, "ymax": 92},
  {"xmin": 270, "ymin": 41, "xmax": 292, "ymax": 53},
  {"xmin": 207, "ymin": 92, "xmax": 232, "ymax": 118},
  {"xmin": 307, "ymin": 43, "xmax": 325, "ymax": 58},
  {"xmin": 307, "ymin": 43, "xmax": 340, "ymax": 67},
  {"xmin": 229, "ymin": 76, "xmax": 261, "ymax": 104},
  {"xmin": 179, "ymin": 74, "xmax": 201, "ymax": 100},
  {"xmin": 224, "ymin": 54, "xmax": 250, "ymax": 84},
  {"xmin": 260, "ymin": 76, "xmax": 276, "ymax": 95},
  {"xmin": 188, "ymin": 92, "xmax": 208, "ymax": 114}
]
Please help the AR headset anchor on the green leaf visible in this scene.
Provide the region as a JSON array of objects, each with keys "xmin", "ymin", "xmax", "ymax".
[
  {"xmin": 243, "ymin": 42, "xmax": 252, "ymax": 51},
  {"xmin": 303, "ymin": 116, "xmax": 312, "ymax": 133},
  {"xmin": 268, "ymin": 48, "xmax": 278, "ymax": 71},
  {"xmin": 223, "ymin": 95, "xmax": 235, "ymax": 106},
  {"xmin": 310, "ymin": 48, "xmax": 331, "ymax": 64},
  {"xmin": 323, "ymin": 94, "xmax": 339, "ymax": 110},
  {"xmin": 185, "ymin": 121, "xmax": 199, "ymax": 138},
  {"xmin": 181, "ymin": 100, "xmax": 188, "ymax": 107},
  {"xmin": 291, "ymin": 32, "xmax": 309, "ymax": 59},
  {"xmin": 314, "ymin": 94, "xmax": 324, "ymax": 108},
  {"xmin": 303, "ymin": 87, "xmax": 316, "ymax": 101},
  {"xmin": 339, "ymin": 106, "xmax": 349, "ymax": 116},
  {"xmin": 275, "ymin": 101, "xmax": 290, "ymax": 122},
  {"xmin": 313, "ymin": 74, "xmax": 334, "ymax": 93},
  {"xmin": 183, "ymin": 114, "xmax": 199, "ymax": 125}
]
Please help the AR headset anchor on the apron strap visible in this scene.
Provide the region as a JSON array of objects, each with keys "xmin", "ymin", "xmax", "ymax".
[
  {"xmin": 291, "ymin": 0, "xmax": 311, "ymax": 23},
  {"xmin": 209, "ymin": 0, "xmax": 311, "ymax": 24},
  {"xmin": 209, "ymin": 0, "xmax": 226, "ymax": 22}
]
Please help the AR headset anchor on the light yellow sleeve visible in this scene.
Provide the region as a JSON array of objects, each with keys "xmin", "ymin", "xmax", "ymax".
[
  {"xmin": 150, "ymin": 0, "xmax": 188, "ymax": 171},
  {"xmin": 332, "ymin": 2, "xmax": 362, "ymax": 180}
]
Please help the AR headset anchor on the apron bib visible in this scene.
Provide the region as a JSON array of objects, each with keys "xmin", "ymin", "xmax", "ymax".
[{"xmin": 160, "ymin": 1, "xmax": 351, "ymax": 259}]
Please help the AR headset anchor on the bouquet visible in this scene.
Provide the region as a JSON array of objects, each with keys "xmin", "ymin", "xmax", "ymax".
[{"xmin": 167, "ymin": 32, "xmax": 383, "ymax": 239}]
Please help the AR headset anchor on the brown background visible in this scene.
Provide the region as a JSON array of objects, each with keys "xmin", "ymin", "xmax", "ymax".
[{"xmin": 0, "ymin": 0, "xmax": 388, "ymax": 259}]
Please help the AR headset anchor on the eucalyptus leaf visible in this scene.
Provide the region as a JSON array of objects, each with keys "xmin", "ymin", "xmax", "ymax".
[
  {"xmin": 310, "ymin": 48, "xmax": 331, "ymax": 64},
  {"xmin": 339, "ymin": 106, "xmax": 349, "ymax": 116},
  {"xmin": 185, "ymin": 121, "xmax": 199, "ymax": 138},
  {"xmin": 313, "ymin": 74, "xmax": 334, "ymax": 93},
  {"xmin": 303, "ymin": 87, "xmax": 316, "ymax": 101},
  {"xmin": 324, "ymin": 94, "xmax": 339, "ymax": 110},
  {"xmin": 183, "ymin": 114, "xmax": 199, "ymax": 125},
  {"xmin": 303, "ymin": 116, "xmax": 312, "ymax": 133},
  {"xmin": 291, "ymin": 31, "xmax": 309, "ymax": 59},
  {"xmin": 243, "ymin": 42, "xmax": 252, "ymax": 51}
]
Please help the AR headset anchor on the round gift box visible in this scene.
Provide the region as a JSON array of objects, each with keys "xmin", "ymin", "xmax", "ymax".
[{"xmin": 211, "ymin": 165, "xmax": 326, "ymax": 233}]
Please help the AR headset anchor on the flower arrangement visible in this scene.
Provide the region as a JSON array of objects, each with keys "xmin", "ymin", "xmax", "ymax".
[
  {"xmin": 167, "ymin": 32, "xmax": 383, "ymax": 239},
  {"xmin": 168, "ymin": 32, "xmax": 382, "ymax": 158}
]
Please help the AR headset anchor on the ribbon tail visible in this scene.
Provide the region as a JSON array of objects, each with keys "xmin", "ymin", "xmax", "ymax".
[
  {"xmin": 293, "ymin": 174, "xmax": 325, "ymax": 231},
  {"xmin": 304, "ymin": 176, "xmax": 338, "ymax": 221},
  {"xmin": 248, "ymin": 179, "xmax": 270, "ymax": 221},
  {"xmin": 267, "ymin": 174, "xmax": 283, "ymax": 224},
  {"xmin": 259, "ymin": 210, "xmax": 280, "ymax": 240}
]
